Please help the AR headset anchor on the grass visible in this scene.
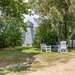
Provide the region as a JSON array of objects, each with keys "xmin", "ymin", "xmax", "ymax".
[
  {"xmin": 0, "ymin": 47, "xmax": 75, "ymax": 75},
  {"xmin": 0, "ymin": 47, "xmax": 41, "ymax": 75}
]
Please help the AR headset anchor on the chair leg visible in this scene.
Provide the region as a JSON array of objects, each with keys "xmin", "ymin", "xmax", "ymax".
[
  {"xmin": 50, "ymin": 48, "xmax": 51, "ymax": 52},
  {"xmin": 46, "ymin": 48, "xmax": 47, "ymax": 52},
  {"xmin": 58, "ymin": 49, "xmax": 59, "ymax": 52},
  {"xmin": 65, "ymin": 49, "xmax": 68, "ymax": 53},
  {"xmin": 41, "ymin": 48, "xmax": 42, "ymax": 52},
  {"xmin": 58, "ymin": 49, "xmax": 61, "ymax": 53}
]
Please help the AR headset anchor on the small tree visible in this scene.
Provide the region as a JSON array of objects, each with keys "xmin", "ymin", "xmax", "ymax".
[
  {"xmin": 31, "ymin": 0, "xmax": 75, "ymax": 42},
  {"xmin": 0, "ymin": 19, "xmax": 24, "ymax": 48},
  {"xmin": 0, "ymin": 0, "xmax": 29, "ymax": 48},
  {"xmin": 33, "ymin": 19, "xmax": 58, "ymax": 47}
]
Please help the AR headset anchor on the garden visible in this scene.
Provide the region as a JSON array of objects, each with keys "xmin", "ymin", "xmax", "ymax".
[
  {"xmin": 0, "ymin": 47, "xmax": 75, "ymax": 75},
  {"xmin": 0, "ymin": 0, "xmax": 75, "ymax": 75}
]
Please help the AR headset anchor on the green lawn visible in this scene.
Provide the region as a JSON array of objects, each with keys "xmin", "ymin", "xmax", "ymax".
[{"xmin": 0, "ymin": 47, "xmax": 75, "ymax": 75}]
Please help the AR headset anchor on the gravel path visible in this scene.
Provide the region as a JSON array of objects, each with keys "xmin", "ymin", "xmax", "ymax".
[{"xmin": 26, "ymin": 58, "xmax": 75, "ymax": 75}]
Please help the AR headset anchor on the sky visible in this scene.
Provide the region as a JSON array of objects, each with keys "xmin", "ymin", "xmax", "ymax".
[{"xmin": 23, "ymin": 0, "xmax": 28, "ymax": 3}]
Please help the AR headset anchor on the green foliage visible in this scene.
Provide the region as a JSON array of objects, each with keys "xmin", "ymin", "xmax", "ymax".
[
  {"xmin": 0, "ymin": 0, "xmax": 28, "ymax": 18},
  {"xmin": 0, "ymin": 0, "xmax": 29, "ymax": 48},
  {"xmin": 32, "ymin": 0, "xmax": 75, "ymax": 44},
  {"xmin": 0, "ymin": 19, "xmax": 24, "ymax": 48},
  {"xmin": 0, "ymin": 0, "xmax": 28, "ymax": 31},
  {"xmin": 33, "ymin": 19, "xmax": 58, "ymax": 47}
]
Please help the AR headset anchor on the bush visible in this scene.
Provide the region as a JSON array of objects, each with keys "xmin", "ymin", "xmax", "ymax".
[
  {"xmin": 0, "ymin": 19, "xmax": 24, "ymax": 48},
  {"xmin": 33, "ymin": 20, "xmax": 58, "ymax": 47}
]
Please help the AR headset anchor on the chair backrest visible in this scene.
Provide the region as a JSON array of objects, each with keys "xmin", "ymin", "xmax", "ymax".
[
  {"xmin": 60, "ymin": 41, "xmax": 67, "ymax": 49},
  {"xmin": 40, "ymin": 44, "xmax": 46, "ymax": 49},
  {"xmin": 40, "ymin": 44, "xmax": 46, "ymax": 47}
]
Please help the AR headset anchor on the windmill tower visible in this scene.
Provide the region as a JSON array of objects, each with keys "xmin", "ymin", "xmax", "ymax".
[
  {"xmin": 23, "ymin": 21, "xmax": 34, "ymax": 46},
  {"xmin": 22, "ymin": 8, "xmax": 39, "ymax": 47}
]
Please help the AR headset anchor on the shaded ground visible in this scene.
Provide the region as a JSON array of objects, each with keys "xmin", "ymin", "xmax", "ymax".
[
  {"xmin": 0, "ymin": 47, "xmax": 75, "ymax": 75},
  {"xmin": 0, "ymin": 47, "xmax": 41, "ymax": 72},
  {"xmin": 26, "ymin": 58, "xmax": 75, "ymax": 75},
  {"xmin": 0, "ymin": 47, "xmax": 40, "ymax": 68}
]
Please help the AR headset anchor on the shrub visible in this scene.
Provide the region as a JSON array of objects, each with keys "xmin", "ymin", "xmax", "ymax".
[
  {"xmin": 0, "ymin": 19, "xmax": 25, "ymax": 48},
  {"xmin": 33, "ymin": 20, "xmax": 58, "ymax": 47}
]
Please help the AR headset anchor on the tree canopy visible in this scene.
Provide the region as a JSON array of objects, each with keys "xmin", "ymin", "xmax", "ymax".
[
  {"xmin": 0, "ymin": 0, "xmax": 29, "ymax": 27},
  {"xmin": 0, "ymin": 0, "xmax": 29, "ymax": 48},
  {"xmin": 0, "ymin": 0, "xmax": 28, "ymax": 18},
  {"xmin": 31, "ymin": 0, "xmax": 75, "ymax": 46}
]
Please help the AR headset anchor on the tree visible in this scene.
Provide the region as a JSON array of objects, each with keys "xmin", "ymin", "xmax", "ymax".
[
  {"xmin": 0, "ymin": 0, "xmax": 29, "ymax": 27},
  {"xmin": 31, "ymin": 0, "xmax": 75, "ymax": 42},
  {"xmin": 0, "ymin": 19, "xmax": 23, "ymax": 48},
  {"xmin": 0, "ymin": 0, "xmax": 29, "ymax": 48},
  {"xmin": 33, "ymin": 19, "xmax": 58, "ymax": 47},
  {"xmin": 0, "ymin": 0, "xmax": 28, "ymax": 18}
]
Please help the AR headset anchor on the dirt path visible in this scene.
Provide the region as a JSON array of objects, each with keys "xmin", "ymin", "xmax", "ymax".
[{"xmin": 26, "ymin": 58, "xmax": 75, "ymax": 75}]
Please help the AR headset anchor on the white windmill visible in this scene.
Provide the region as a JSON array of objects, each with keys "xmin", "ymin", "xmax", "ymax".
[{"xmin": 22, "ymin": 10, "xmax": 39, "ymax": 46}]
